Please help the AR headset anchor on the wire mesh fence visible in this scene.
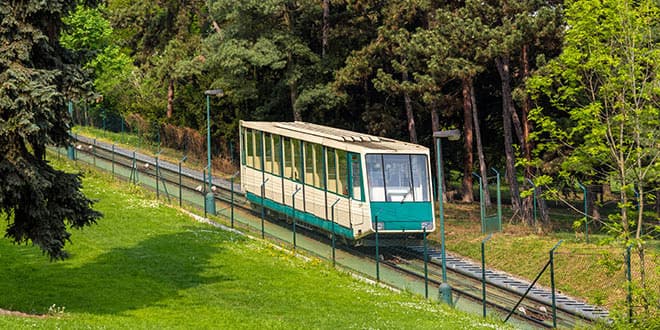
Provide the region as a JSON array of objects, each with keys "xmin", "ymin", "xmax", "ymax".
[{"xmin": 68, "ymin": 102, "xmax": 237, "ymax": 177}]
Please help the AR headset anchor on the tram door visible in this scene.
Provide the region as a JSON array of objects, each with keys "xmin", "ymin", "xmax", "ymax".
[{"xmin": 348, "ymin": 153, "xmax": 365, "ymax": 227}]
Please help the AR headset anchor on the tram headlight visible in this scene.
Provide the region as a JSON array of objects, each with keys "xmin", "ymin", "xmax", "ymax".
[
  {"xmin": 421, "ymin": 222, "xmax": 433, "ymax": 230},
  {"xmin": 376, "ymin": 222, "xmax": 384, "ymax": 230}
]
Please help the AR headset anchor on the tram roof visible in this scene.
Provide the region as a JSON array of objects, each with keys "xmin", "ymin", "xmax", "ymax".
[{"xmin": 241, "ymin": 121, "xmax": 428, "ymax": 153}]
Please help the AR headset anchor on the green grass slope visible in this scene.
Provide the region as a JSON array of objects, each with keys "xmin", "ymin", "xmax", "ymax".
[{"xmin": 0, "ymin": 157, "xmax": 506, "ymax": 329}]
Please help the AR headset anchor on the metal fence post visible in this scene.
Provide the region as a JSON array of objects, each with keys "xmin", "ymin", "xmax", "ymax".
[
  {"xmin": 156, "ymin": 155, "xmax": 160, "ymax": 201},
  {"xmin": 203, "ymin": 169, "xmax": 207, "ymax": 219},
  {"xmin": 626, "ymin": 244, "xmax": 633, "ymax": 323},
  {"xmin": 375, "ymin": 215, "xmax": 380, "ymax": 282},
  {"xmin": 292, "ymin": 186, "xmax": 301, "ymax": 250},
  {"xmin": 331, "ymin": 199, "xmax": 340, "ymax": 267},
  {"xmin": 424, "ymin": 226, "xmax": 428, "ymax": 299},
  {"xmin": 481, "ymin": 233, "xmax": 493, "ymax": 318},
  {"xmin": 92, "ymin": 138, "xmax": 96, "ymax": 166},
  {"xmin": 261, "ymin": 178, "xmax": 269, "ymax": 239},
  {"xmin": 178, "ymin": 156, "xmax": 186, "ymax": 207},
  {"xmin": 111, "ymin": 144, "xmax": 115, "ymax": 178},
  {"xmin": 577, "ymin": 181, "xmax": 588, "ymax": 243},
  {"xmin": 492, "ymin": 168, "xmax": 502, "ymax": 231},
  {"xmin": 550, "ymin": 240, "xmax": 563, "ymax": 328},
  {"xmin": 231, "ymin": 171, "xmax": 239, "ymax": 228}
]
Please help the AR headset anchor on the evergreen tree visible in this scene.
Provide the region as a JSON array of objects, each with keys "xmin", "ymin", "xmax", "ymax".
[{"xmin": 0, "ymin": 0, "xmax": 102, "ymax": 259}]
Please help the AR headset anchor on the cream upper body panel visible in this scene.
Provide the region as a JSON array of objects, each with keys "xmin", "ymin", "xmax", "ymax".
[{"xmin": 240, "ymin": 121, "xmax": 429, "ymax": 156}]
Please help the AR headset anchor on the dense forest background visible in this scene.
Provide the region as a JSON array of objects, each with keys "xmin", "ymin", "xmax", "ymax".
[{"xmin": 61, "ymin": 0, "xmax": 658, "ymax": 239}]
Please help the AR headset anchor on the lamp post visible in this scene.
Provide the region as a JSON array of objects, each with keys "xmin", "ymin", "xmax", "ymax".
[
  {"xmin": 204, "ymin": 88, "xmax": 224, "ymax": 216},
  {"xmin": 433, "ymin": 129, "xmax": 460, "ymax": 306}
]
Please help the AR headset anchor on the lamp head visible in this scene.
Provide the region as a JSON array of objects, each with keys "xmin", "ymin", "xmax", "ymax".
[
  {"xmin": 204, "ymin": 89, "xmax": 224, "ymax": 96},
  {"xmin": 433, "ymin": 129, "xmax": 461, "ymax": 140}
]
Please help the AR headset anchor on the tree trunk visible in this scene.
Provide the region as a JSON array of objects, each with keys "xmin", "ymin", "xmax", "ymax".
[
  {"xmin": 520, "ymin": 45, "xmax": 535, "ymax": 226},
  {"xmin": 471, "ymin": 78, "xmax": 491, "ymax": 207},
  {"xmin": 166, "ymin": 79, "xmax": 174, "ymax": 119},
  {"xmin": 461, "ymin": 77, "xmax": 474, "ymax": 202},
  {"xmin": 322, "ymin": 0, "xmax": 329, "ymax": 58},
  {"xmin": 495, "ymin": 56, "xmax": 523, "ymax": 219},
  {"xmin": 284, "ymin": 5, "xmax": 301, "ymax": 121},
  {"xmin": 402, "ymin": 70, "xmax": 418, "ymax": 143}
]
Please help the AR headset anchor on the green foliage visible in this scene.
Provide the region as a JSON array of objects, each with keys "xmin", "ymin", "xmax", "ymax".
[
  {"xmin": 529, "ymin": 0, "xmax": 660, "ymax": 237},
  {"xmin": 0, "ymin": 0, "xmax": 102, "ymax": 259}
]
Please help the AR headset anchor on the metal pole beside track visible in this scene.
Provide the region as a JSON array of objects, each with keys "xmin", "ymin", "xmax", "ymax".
[
  {"xmin": 156, "ymin": 154, "xmax": 160, "ymax": 201},
  {"xmin": 331, "ymin": 198, "xmax": 341, "ymax": 267},
  {"xmin": 626, "ymin": 244, "xmax": 633, "ymax": 323},
  {"xmin": 577, "ymin": 181, "xmax": 588, "ymax": 243},
  {"xmin": 292, "ymin": 186, "xmax": 301, "ymax": 251},
  {"xmin": 112, "ymin": 144, "xmax": 115, "ymax": 178},
  {"xmin": 178, "ymin": 156, "xmax": 187, "ymax": 207},
  {"xmin": 375, "ymin": 215, "xmax": 380, "ymax": 282},
  {"xmin": 424, "ymin": 227, "xmax": 428, "ymax": 299},
  {"xmin": 550, "ymin": 240, "xmax": 563, "ymax": 328},
  {"xmin": 261, "ymin": 178, "xmax": 269, "ymax": 239},
  {"xmin": 231, "ymin": 171, "xmax": 239, "ymax": 228},
  {"xmin": 481, "ymin": 233, "xmax": 492, "ymax": 318}
]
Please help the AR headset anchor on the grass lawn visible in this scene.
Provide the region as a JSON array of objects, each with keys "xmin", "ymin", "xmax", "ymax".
[{"xmin": 0, "ymin": 157, "xmax": 507, "ymax": 329}]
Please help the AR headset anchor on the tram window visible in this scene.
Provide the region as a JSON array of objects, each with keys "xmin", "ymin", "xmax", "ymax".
[
  {"xmin": 246, "ymin": 129, "xmax": 254, "ymax": 167},
  {"xmin": 304, "ymin": 142, "xmax": 315, "ymax": 185},
  {"xmin": 283, "ymin": 137, "xmax": 292, "ymax": 178},
  {"xmin": 326, "ymin": 148, "xmax": 337, "ymax": 193},
  {"xmin": 264, "ymin": 134, "xmax": 273, "ymax": 173},
  {"xmin": 241, "ymin": 127, "xmax": 246, "ymax": 165},
  {"xmin": 351, "ymin": 154, "xmax": 363, "ymax": 201},
  {"xmin": 337, "ymin": 151, "xmax": 348, "ymax": 196},
  {"xmin": 254, "ymin": 131, "xmax": 263, "ymax": 170},
  {"xmin": 272, "ymin": 135, "xmax": 281, "ymax": 176},
  {"xmin": 411, "ymin": 155, "xmax": 430, "ymax": 202},
  {"xmin": 315, "ymin": 144, "xmax": 324, "ymax": 189},
  {"xmin": 292, "ymin": 139, "xmax": 302, "ymax": 182},
  {"xmin": 366, "ymin": 154, "xmax": 385, "ymax": 201},
  {"xmin": 383, "ymin": 154, "xmax": 412, "ymax": 202}
]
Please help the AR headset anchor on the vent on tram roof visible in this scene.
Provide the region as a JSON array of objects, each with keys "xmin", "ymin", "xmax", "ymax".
[{"xmin": 275, "ymin": 122, "xmax": 381, "ymax": 142}]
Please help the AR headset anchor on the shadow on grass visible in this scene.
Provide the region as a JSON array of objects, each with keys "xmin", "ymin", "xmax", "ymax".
[{"xmin": 1, "ymin": 228, "xmax": 241, "ymax": 315}]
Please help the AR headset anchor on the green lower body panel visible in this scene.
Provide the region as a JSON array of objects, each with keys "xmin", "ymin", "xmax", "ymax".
[
  {"xmin": 246, "ymin": 192, "xmax": 355, "ymax": 240},
  {"xmin": 370, "ymin": 202, "xmax": 434, "ymax": 231}
]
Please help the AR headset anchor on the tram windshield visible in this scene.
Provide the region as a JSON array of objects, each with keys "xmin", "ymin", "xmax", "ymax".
[{"xmin": 365, "ymin": 154, "xmax": 430, "ymax": 202}]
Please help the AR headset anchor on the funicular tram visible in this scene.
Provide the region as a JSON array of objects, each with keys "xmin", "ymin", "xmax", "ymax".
[{"xmin": 239, "ymin": 121, "xmax": 436, "ymax": 245}]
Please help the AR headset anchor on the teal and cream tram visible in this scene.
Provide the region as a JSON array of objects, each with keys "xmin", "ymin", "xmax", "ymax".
[{"xmin": 239, "ymin": 121, "xmax": 435, "ymax": 245}]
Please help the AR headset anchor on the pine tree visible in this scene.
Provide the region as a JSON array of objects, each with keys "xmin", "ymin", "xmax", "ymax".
[{"xmin": 0, "ymin": 0, "xmax": 102, "ymax": 260}]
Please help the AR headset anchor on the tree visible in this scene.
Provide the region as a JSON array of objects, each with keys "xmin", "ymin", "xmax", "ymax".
[
  {"xmin": 0, "ymin": 0, "xmax": 102, "ymax": 259},
  {"xmin": 529, "ymin": 0, "xmax": 659, "ymax": 319},
  {"xmin": 60, "ymin": 3, "xmax": 136, "ymax": 117}
]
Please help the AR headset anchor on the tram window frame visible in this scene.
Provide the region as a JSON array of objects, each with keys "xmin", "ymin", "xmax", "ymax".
[
  {"xmin": 350, "ymin": 153, "xmax": 364, "ymax": 201},
  {"xmin": 254, "ymin": 130, "xmax": 263, "ymax": 170},
  {"xmin": 314, "ymin": 143, "xmax": 324, "ymax": 189},
  {"xmin": 246, "ymin": 129, "xmax": 254, "ymax": 167},
  {"xmin": 326, "ymin": 148, "xmax": 337, "ymax": 193},
  {"xmin": 283, "ymin": 137, "xmax": 292, "ymax": 178},
  {"xmin": 304, "ymin": 142, "xmax": 315, "ymax": 186},
  {"xmin": 264, "ymin": 133, "xmax": 273, "ymax": 173},
  {"xmin": 240, "ymin": 127, "xmax": 246, "ymax": 166},
  {"xmin": 272, "ymin": 134, "xmax": 281, "ymax": 176},
  {"xmin": 337, "ymin": 150, "xmax": 348, "ymax": 197},
  {"xmin": 365, "ymin": 154, "xmax": 385, "ymax": 202},
  {"xmin": 292, "ymin": 139, "xmax": 302, "ymax": 182}
]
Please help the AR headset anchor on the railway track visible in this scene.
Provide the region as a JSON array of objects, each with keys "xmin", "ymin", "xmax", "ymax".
[{"xmin": 62, "ymin": 134, "xmax": 609, "ymax": 328}]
